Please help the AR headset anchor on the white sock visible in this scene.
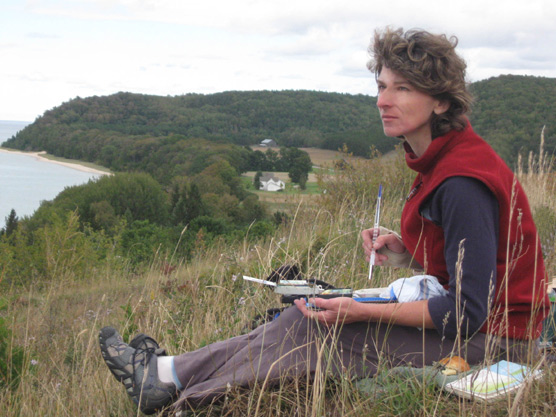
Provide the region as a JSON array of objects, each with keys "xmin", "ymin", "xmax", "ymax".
[{"xmin": 157, "ymin": 356, "xmax": 183, "ymax": 390}]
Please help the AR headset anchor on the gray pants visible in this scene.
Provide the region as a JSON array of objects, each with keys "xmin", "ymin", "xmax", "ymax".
[{"xmin": 173, "ymin": 306, "xmax": 488, "ymax": 409}]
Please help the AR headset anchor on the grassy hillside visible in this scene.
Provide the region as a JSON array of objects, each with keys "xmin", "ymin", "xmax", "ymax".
[{"xmin": 1, "ymin": 141, "xmax": 555, "ymax": 416}]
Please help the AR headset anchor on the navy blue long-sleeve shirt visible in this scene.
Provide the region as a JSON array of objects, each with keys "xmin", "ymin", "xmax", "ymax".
[{"xmin": 421, "ymin": 176, "xmax": 499, "ymax": 339}]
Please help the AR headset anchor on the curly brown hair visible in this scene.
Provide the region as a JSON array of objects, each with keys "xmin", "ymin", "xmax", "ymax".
[{"xmin": 367, "ymin": 27, "xmax": 472, "ymax": 138}]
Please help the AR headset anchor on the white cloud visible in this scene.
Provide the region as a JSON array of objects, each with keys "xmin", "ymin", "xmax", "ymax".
[{"xmin": 1, "ymin": 0, "xmax": 555, "ymax": 121}]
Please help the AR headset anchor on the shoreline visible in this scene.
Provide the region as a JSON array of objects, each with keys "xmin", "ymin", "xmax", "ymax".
[{"xmin": 0, "ymin": 148, "xmax": 111, "ymax": 176}]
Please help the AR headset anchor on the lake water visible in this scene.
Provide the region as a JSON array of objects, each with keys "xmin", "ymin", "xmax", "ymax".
[
  {"xmin": 0, "ymin": 120, "xmax": 31, "ymax": 143},
  {"xmin": 0, "ymin": 120, "xmax": 103, "ymax": 228}
]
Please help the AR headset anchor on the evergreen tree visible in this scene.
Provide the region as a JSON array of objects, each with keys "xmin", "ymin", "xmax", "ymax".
[
  {"xmin": 4, "ymin": 209, "xmax": 18, "ymax": 237},
  {"xmin": 171, "ymin": 192, "xmax": 188, "ymax": 226},
  {"xmin": 184, "ymin": 183, "xmax": 204, "ymax": 224},
  {"xmin": 254, "ymin": 171, "xmax": 262, "ymax": 190}
]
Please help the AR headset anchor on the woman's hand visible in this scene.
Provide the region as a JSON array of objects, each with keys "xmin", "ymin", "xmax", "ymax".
[
  {"xmin": 294, "ymin": 297, "xmax": 368, "ymax": 326},
  {"xmin": 295, "ymin": 296, "xmax": 435, "ymax": 329},
  {"xmin": 361, "ymin": 227, "xmax": 407, "ymax": 266}
]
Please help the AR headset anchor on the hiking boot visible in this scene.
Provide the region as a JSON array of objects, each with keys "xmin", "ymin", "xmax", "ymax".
[
  {"xmin": 130, "ymin": 332, "xmax": 167, "ymax": 357},
  {"xmin": 99, "ymin": 326, "xmax": 177, "ymax": 415}
]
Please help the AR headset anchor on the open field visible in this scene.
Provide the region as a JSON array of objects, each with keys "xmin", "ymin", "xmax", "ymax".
[
  {"xmin": 241, "ymin": 173, "xmax": 320, "ymax": 206},
  {"xmin": 250, "ymin": 146, "xmax": 365, "ymax": 167},
  {"xmin": 242, "ymin": 170, "xmax": 319, "ymax": 183},
  {"xmin": 244, "ymin": 146, "xmax": 367, "ymax": 205}
]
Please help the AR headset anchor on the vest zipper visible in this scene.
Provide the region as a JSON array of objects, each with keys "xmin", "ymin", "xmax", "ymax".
[{"xmin": 406, "ymin": 179, "xmax": 423, "ymax": 201}]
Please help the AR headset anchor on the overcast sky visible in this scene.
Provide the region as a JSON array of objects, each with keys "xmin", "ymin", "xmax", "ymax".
[{"xmin": 2, "ymin": 0, "xmax": 555, "ymax": 122}]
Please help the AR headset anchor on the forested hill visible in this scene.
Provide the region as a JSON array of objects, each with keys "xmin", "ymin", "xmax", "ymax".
[
  {"xmin": 5, "ymin": 90, "xmax": 387, "ymax": 154},
  {"xmin": 22, "ymin": 90, "xmax": 382, "ymax": 145},
  {"xmin": 469, "ymin": 75, "xmax": 556, "ymax": 165},
  {"xmin": 4, "ymin": 91, "xmax": 392, "ymax": 182},
  {"xmin": 4, "ymin": 75, "xmax": 555, "ymax": 171}
]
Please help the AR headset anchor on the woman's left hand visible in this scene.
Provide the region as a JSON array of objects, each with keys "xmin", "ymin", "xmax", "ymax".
[{"xmin": 294, "ymin": 297, "xmax": 367, "ymax": 326}]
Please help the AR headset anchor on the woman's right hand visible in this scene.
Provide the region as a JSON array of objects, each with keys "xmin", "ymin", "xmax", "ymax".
[{"xmin": 361, "ymin": 227, "xmax": 407, "ymax": 266}]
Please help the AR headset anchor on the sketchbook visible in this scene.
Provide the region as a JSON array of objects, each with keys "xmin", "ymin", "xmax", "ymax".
[{"xmin": 443, "ymin": 360, "xmax": 542, "ymax": 402}]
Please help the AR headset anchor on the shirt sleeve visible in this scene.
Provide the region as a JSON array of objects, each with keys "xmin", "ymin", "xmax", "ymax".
[{"xmin": 424, "ymin": 176, "xmax": 499, "ymax": 339}]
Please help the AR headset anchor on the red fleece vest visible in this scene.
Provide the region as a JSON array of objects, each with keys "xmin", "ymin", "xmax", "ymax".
[{"xmin": 400, "ymin": 124, "xmax": 549, "ymax": 340}]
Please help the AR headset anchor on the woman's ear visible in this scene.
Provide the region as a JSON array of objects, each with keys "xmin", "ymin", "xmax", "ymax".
[{"xmin": 433, "ymin": 100, "xmax": 450, "ymax": 115}]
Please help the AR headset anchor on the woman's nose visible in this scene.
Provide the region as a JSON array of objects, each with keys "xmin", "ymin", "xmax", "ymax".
[{"xmin": 376, "ymin": 90, "xmax": 391, "ymax": 108}]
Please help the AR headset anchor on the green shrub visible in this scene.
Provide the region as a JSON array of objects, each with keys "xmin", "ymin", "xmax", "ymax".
[{"xmin": 0, "ymin": 297, "xmax": 27, "ymax": 389}]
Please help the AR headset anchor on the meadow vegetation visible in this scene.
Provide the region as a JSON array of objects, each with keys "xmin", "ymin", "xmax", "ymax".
[{"xmin": 1, "ymin": 137, "xmax": 555, "ymax": 416}]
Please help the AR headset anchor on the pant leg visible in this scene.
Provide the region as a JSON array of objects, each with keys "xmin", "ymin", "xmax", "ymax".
[
  {"xmin": 172, "ymin": 306, "xmax": 488, "ymax": 409},
  {"xmin": 172, "ymin": 306, "xmax": 319, "ymax": 408},
  {"xmin": 172, "ymin": 321, "xmax": 270, "ymax": 389}
]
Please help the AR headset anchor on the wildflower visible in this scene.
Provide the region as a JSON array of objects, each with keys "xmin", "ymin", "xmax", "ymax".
[
  {"xmin": 238, "ymin": 297, "xmax": 246, "ymax": 305},
  {"xmin": 232, "ymin": 274, "xmax": 238, "ymax": 282},
  {"xmin": 31, "ymin": 359, "xmax": 38, "ymax": 366}
]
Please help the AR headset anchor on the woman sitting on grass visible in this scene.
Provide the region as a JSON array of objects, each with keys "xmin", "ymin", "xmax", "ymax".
[{"xmin": 99, "ymin": 27, "xmax": 550, "ymax": 415}]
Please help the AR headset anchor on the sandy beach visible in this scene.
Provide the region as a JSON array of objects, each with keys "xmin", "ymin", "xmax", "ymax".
[{"xmin": 0, "ymin": 148, "xmax": 111, "ymax": 176}]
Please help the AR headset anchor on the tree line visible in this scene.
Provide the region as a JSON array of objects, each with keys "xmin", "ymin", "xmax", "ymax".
[
  {"xmin": 4, "ymin": 90, "xmax": 386, "ymax": 159},
  {"xmin": 4, "ymin": 77, "xmax": 554, "ymax": 167}
]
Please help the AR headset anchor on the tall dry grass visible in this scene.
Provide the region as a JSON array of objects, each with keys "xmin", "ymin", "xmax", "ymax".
[{"xmin": 1, "ymin": 138, "xmax": 555, "ymax": 416}]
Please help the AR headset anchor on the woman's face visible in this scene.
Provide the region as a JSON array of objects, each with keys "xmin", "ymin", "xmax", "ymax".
[{"xmin": 376, "ymin": 67, "xmax": 448, "ymax": 155}]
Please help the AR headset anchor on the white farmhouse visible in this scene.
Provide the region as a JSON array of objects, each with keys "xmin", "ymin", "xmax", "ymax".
[{"xmin": 259, "ymin": 173, "xmax": 285, "ymax": 192}]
